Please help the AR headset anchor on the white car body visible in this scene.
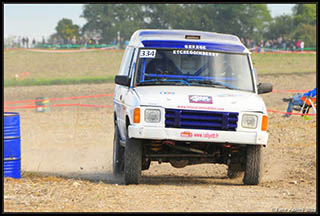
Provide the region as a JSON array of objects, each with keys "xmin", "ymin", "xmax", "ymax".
[
  {"xmin": 113, "ymin": 29, "xmax": 273, "ymax": 185},
  {"xmin": 113, "ymin": 29, "xmax": 269, "ymax": 147}
]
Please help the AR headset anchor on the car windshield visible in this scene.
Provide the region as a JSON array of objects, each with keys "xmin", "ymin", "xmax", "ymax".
[{"xmin": 135, "ymin": 48, "xmax": 254, "ymax": 92}]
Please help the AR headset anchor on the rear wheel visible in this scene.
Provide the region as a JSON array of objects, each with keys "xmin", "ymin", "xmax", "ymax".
[
  {"xmin": 227, "ymin": 165, "xmax": 243, "ymax": 179},
  {"xmin": 243, "ymin": 145, "xmax": 262, "ymax": 185},
  {"xmin": 112, "ymin": 124, "xmax": 124, "ymax": 176},
  {"xmin": 124, "ymin": 129, "xmax": 142, "ymax": 185},
  {"xmin": 142, "ymin": 159, "xmax": 151, "ymax": 171}
]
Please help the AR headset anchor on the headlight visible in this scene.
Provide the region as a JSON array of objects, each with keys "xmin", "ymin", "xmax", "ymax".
[
  {"xmin": 242, "ymin": 114, "xmax": 258, "ymax": 129},
  {"xmin": 145, "ymin": 109, "xmax": 161, "ymax": 123}
]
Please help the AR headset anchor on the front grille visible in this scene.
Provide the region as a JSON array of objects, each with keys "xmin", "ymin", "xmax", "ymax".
[{"xmin": 165, "ymin": 109, "xmax": 238, "ymax": 131}]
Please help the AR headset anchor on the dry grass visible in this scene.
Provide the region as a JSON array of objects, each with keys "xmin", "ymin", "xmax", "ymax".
[
  {"xmin": 4, "ymin": 49, "xmax": 316, "ymax": 84},
  {"xmin": 251, "ymin": 52, "xmax": 316, "ymax": 75},
  {"xmin": 4, "ymin": 49, "xmax": 124, "ymax": 80}
]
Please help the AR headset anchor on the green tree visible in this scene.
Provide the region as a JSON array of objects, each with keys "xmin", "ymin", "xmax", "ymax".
[
  {"xmin": 81, "ymin": 4, "xmax": 145, "ymax": 43},
  {"xmin": 291, "ymin": 4, "xmax": 316, "ymax": 47},
  {"xmin": 54, "ymin": 18, "xmax": 80, "ymax": 43},
  {"xmin": 292, "ymin": 4, "xmax": 316, "ymax": 26},
  {"xmin": 161, "ymin": 4, "xmax": 272, "ymax": 41},
  {"xmin": 264, "ymin": 15, "xmax": 295, "ymax": 40},
  {"xmin": 142, "ymin": 4, "xmax": 171, "ymax": 29},
  {"xmin": 293, "ymin": 24, "xmax": 316, "ymax": 47},
  {"xmin": 167, "ymin": 4, "xmax": 271, "ymax": 40},
  {"xmin": 166, "ymin": 4, "xmax": 203, "ymax": 30},
  {"xmin": 80, "ymin": 4, "xmax": 272, "ymax": 44}
]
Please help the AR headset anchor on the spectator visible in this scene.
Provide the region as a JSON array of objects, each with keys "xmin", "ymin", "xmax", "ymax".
[
  {"xmin": 257, "ymin": 40, "xmax": 264, "ymax": 52},
  {"xmin": 17, "ymin": 36, "xmax": 21, "ymax": 48},
  {"xmin": 250, "ymin": 39, "xmax": 255, "ymax": 49},
  {"xmin": 272, "ymin": 39, "xmax": 277, "ymax": 50},
  {"xmin": 296, "ymin": 40, "xmax": 301, "ymax": 50},
  {"xmin": 282, "ymin": 37, "xmax": 286, "ymax": 50},
  {"xmin": 22, "ymin": 37, "xmax": 26, "ymax": 48},
  {"xmin": 72, "ymin": 36, "xmax": 76, "ymax": 45},
  {"xmin": 264, "ymin": 40, "xmax": 271, "ymax": 49},
  {"xmin": 300, "ymin": 40, "xmax": 304, "ymax": 52},
  {"xmin": 292, "ymin": 39, "xmax": 296, "ymax": 51},
  {"xmin": 283, "ymin": 88, "xmax": 317, "ymax": 117},
  {"xmin": 277, "ymin": 36, "xmax": 282, "ymax": 48},
  {"xmin": 245, "ymin": 39, "xmax": 250, "ymax": 48},
  {"xmin": 26, "ymin": 37, "xmax": 29, "ymax": 48},
  {"xmin": 32, "ymin": 38, "xmax": 36, "ymax": 48},
  {"xmin": 67, "ymin": 37, "xmax": 71, "ymax": 45}
]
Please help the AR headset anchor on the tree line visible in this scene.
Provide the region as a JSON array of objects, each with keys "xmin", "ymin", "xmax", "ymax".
[{"xmin": 49, "ymin": 4, "xmax": 316, "ymax": 48}]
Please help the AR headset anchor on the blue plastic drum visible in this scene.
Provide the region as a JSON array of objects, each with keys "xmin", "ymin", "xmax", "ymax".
[
  {"xmin": 4, "ymin": 112, "xmax": 20, "ymax": 139},
  {"xmin": 4, "ymin": 112, "xmax": 21, "ymax": 179}
]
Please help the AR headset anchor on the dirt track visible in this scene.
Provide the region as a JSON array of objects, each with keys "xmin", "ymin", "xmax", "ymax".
[{"xmin": 4, "ymin": 73, "xmax": 317, "ymax": 212}]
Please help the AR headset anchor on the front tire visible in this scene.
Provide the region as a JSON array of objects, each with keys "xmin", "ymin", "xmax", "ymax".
[
  {"xmin": 243, "ymin": 145, "xmax": 262, "ymax": 185},
  {"xmin": 124, "ymin": 130, "xmax": 142, "ymax": 185},
  {"xmin": 113, "ymin": 124, "xmax": 124, "ymax": 176}
]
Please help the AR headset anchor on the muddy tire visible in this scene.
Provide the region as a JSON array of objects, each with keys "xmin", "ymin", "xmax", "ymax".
[
  {"xmin": 112, "ymin": 124, "xmax": 124, "ymax": 176},
  {"xmin": 243, "ymin": 145, "xmax": 262, "ymax": 185},
  {"xmin": 124, "ymin": 131, "xmax": 142, "ymax": 185}
]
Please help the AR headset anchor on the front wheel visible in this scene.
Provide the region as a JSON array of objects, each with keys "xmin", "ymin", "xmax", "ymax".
[
  {"xmin": 124, "ymin": 129, "xmax": 142, "ymax": 185},
  {"xmin": 113, "ymin": 124, "xmax": 124, "ymax": 176},
  {"xmin": 243, "ymin": 145, "xmax": 262, "ymax": 185}
]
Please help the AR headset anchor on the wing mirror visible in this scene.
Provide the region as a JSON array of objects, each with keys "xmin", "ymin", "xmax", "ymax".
[
  {"xmin": 115, "ymin": 75, "xmax": 130, "ymax": 86},
  {"xmin": 257, "ymin": 83, "xmax": 273, "ymax": 94}
]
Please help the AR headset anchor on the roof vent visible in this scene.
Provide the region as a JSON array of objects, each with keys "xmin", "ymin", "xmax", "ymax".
[{"xmin": 185, "ymin": 35, "xmax": 200, "ymax": 40}]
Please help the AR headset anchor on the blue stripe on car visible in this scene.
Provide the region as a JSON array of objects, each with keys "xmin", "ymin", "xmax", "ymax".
[{"xmin": 141, "ymin": 40, "xmax": 246, "ymax": 53}]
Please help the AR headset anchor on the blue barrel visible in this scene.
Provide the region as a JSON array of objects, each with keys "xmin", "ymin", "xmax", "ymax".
[{"xmin": 4, "ymin": 112, "xmax": 21, "ymax": 179}]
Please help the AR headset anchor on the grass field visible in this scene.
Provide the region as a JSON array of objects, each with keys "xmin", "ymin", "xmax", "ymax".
[
  {"xmin": 251, "ymin": 52, "xmax": 316, "ymax": 75},
  {"xmin": 3, "ymin": 49, "xmax": 316, "ymax": 87}
]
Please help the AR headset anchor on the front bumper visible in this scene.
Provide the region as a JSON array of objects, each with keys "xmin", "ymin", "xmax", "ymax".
[{"xmin": 128, "ymin": 126, "xmax": 268, "ymax": 145}]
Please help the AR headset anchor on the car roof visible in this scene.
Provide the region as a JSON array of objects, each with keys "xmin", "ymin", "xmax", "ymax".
[{"xmin": 128, "ymin": 29, "xmax": 249, "ymax": 53}]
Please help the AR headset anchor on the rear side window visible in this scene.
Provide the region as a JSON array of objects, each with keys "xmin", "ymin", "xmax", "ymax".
[{"xmin": 118, "ymin": 47, "xmax": 135, "ymax": 76}]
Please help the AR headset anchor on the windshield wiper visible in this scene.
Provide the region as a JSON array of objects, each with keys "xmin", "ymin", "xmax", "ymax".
[
  {"xmin": 138, "ymin": 79, "xmax": 190, "ymax": 86},
  {"xmin": 187, "ymin": 79, "xmax": 237, "ymax": 90}
]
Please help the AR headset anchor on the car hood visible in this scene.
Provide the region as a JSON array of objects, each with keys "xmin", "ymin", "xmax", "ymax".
[{"xmin": 133, "ymin": 86, "xmax": 267, "ymax": 113}]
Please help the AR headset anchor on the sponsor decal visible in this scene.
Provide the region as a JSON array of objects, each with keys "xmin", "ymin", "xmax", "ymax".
[
  {"xmin": 184, "ymin": 44, "xmax": 206, "ymax": 50},
  {"xmin": 173, "ymin": 49, "xmax": 219, "ymax": 56},
  {"xmin": 189, "ymin": 95, "xmax": 213, "ymax": 104},
  {"xmin": 160, "ymin": 91, "xmax": 175, "ymax": 95},
  {"xmin": 180, "ymin": 131, "xmax": 219, "ymax": 139},
  {"xmin": 180, "ymin": 131, "xmax": 193, "ymax": 138},
  {"xmin": 177, "ymin": 105, "xmax": 224, "ymax": 111},
  {"xmin": 194, "ymin": 132, "xmax": 219, "ymax": 139}
]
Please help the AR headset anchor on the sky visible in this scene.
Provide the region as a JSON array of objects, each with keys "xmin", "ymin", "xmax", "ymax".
[{"xmin": 4, "ymin": 3, "xmax": 296, "ymax": 42}]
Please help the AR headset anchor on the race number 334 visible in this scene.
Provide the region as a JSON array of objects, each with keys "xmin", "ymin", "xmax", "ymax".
[{"xmin": 140, "ymin": 49, "xmax": 156, "ymax": 58}]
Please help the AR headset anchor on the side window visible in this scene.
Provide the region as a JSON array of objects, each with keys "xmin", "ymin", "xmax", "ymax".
[{"xmin": 118, "ymin": 47, "xmax": 134, "ymax": 76}]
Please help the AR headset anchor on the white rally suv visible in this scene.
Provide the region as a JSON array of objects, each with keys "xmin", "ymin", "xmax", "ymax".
[{"xmin": 113, "ymin": 29, "xmax": 272, "ymax": 185}]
